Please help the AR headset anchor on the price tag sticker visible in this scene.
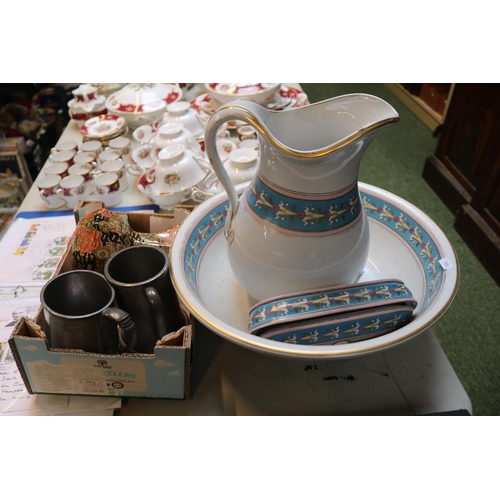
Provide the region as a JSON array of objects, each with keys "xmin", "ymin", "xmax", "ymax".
[{"xmin": 439, "ymin": 258, "xmax": 453, "ymax": 270}]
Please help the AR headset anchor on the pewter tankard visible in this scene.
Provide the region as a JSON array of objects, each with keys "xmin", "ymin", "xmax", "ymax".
[
  {"xmin": 41, "ymin": 270, "xmax": 137, "ymax": 354},
  {"xmin": 104, "ymin": 245, "xmax": 185, "ymax": 353}
]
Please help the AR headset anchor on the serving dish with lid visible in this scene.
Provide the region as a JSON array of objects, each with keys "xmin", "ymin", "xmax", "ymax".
[{"xmin": 106, "ymin": 83, "xmax": 183, "ymax": 129}]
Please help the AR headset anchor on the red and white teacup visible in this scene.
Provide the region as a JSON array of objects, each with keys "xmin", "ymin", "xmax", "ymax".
[
  {"xmin": 44, "ymin": 161, "xmax": 70, "ymax": 178},
  {"xmin": 94, "ymin": 159, "xmax": 128, "ymax": 191},
  {"xmin": 94, "ymin": 172, "xmax": 123, "ymax": 207},
  {"xmin": 51, "ymin": 140, "xmax": 78, "ymax": 155},
  {"xmin": 237, "ymin": 125, "xmax": 258, "ymax": 143},
  {"xmin": 36, "ymin": 174, "xmax": 65, "ymax": 209},
  {"xmin": 56, "ymin": 175, "xmax": 88, "ymax": 209},
  {"xmin": 49, "ymin": 149, "xmax": 75, "ymax": 166},
  {"xmin": 80, "ymin": 140, "xmax": 103, "ymax": 156},
  {"xmin": 69, "ymin": 163, "xmax": 95, "ymax": 193},
  {"xmin": 108, "ymin": 137, "xmax": 131, "ymax": 161}
]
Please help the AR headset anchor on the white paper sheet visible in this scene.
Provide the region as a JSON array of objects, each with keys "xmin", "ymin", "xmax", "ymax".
[{"xmin": 0, "ymin": 215, "xmax": 76, "ymax": 285}]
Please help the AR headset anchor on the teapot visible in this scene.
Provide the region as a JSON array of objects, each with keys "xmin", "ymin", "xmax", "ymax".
[{"xmin": 204, "ymin": 94, "xmax": 399, "ymax": 301}]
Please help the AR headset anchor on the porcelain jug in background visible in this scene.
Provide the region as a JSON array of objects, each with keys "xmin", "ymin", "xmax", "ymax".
[{"xmin": 204, "ymin": 94, "xmax": 399, "ymax": 302}]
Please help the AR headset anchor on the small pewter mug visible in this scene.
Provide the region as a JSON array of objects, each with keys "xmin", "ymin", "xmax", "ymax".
[
  {"xmin": 104, "ymin": 245, "xmax": 185, "ymax": 353},
  {"xmin": 41, "ymin": 270, "xmax": 137, "ymax": 354}
]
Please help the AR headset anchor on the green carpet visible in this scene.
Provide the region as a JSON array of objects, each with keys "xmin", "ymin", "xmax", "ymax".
[{"xmin": 300, "ymin": 83, "xmax": 500, "ymax": 416}]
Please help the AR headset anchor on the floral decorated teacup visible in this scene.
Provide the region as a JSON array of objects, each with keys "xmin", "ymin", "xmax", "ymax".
[
  {"xmin": 56, "ymin": 174, "xmax": 88, "ymax": 209},
  {"xmin": 37, "ymin": 174, "xmax": 65, "ymax": 209},
  {"xmin": 93, "ymin": 172, "xmax": 123, "ymax": 207},
  {"xmin": 94, "ymin": 159, "xmax": 128, "ymax": 191}
]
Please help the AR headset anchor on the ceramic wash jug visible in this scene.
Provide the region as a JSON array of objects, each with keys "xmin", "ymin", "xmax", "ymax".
[{"xmin": 204, "ymin": 94, "xmax": 399, "ymax": 301}]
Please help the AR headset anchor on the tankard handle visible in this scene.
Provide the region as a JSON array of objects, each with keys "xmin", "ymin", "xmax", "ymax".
[
  {"xmin": 204, "ymin": 100, "xmax": 265, "ymax": 234},
  {"xmin": 101, "ymin": 307, "xmax": 138, "ymax": 354},
  {"xmin": 145, "ymin": 286, "xmax": 168, "ymax": 340}
]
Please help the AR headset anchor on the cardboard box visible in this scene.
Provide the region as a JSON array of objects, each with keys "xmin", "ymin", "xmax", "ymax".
[{"xmin": 8, "ymin": 204, "xmax": 195, "ymax": 400}]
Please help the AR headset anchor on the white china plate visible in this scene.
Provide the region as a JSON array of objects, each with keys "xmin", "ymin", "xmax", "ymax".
[
  {"xmin": 80, "ymin": 114, "xmax": 126, "ymax": 138},
  {"xmin": 170, "ymin": 182, "xmax": 459, "ymax": 361}
]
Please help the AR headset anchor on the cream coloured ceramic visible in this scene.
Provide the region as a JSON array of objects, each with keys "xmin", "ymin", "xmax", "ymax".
[
  {"xmin": 68, "ymin": 84, "xmax": 107, "ymax": 124},
  {"xmin": 36, "ymin": 174, "xmax": 65, "ymax": 209},
  {"xmin": 56, "ymin": 174, "xmax": 88, "ymax": 209},
  {"xmin": 138, "ymin": 144, "xmax": 209, "ymax": 195},
  {"xmin": 49, "ymin": 149, "xmax": 75, "ymax": 166},
  {"xmin": 137, "ymin": 172, "xmax": 193, "ymax": 209},
  {"xmin": 219, "ymin": 148, "xmax": 259, "ymax": 187},
  {"xmin": 204, "ymin": 94, "xmax": 399, "ymax": 302},
  {"xmin": 93, "ymin": 172, "xmax": 123, "ymax": 207},
  {"xmin": 68, "ymin": 163, "xmax": 95, "ymax": 193},
  {"xmin": 161, "ymin": 101, "xmax": 207, "ymax": 138},
  {"xmin": 169, "ymin": 182, "xmax": 460, "ymax": 361},
  {"xmin": 205, "ymin": 83, "xmax": 281, "ymax": 106},
  {"xmin": 216, "ymin": 138, "xmax": 238, "ymax": 161},
  {"xmin": 94, "ymin": 158, "xmax": 128, "ymax": 191},
  {"xmin": 44, "ymin": 162, "xmax": 69, "ymax": 178},
  {"xmin": 108, "ymin": 136, "xmax": 131, "ymax": 161},
  {"xmin": 79, "ymin": 140, "xmax": 103, "ymax": 156},
  {"xmin": 128, "ymin": 144, "xmax": 156, "ymax": 174},
  {"xmin": 80, "ymin": 114, "xmax": 127, "ymax": 140},
  {"xmin": 238, "ymin": 139, "xmax": 259, "ymax": 150},
  {"xmin": 51, "ymin": 140, "xmax": 78, "ymax": 154},
  {"xmin": 191, "ymin": 86, "xmax": 309, "ymax": 116},
  {"xmin": 132, "ymin": 123, "xmax": 158, "ymax": 144},
  {"xmin": 150, "ymin": 123, "xmax": 202, "ymax": 157},
  {"xmin": 106, "ymin": 83, "xmax": 182, "ymax": 129}
]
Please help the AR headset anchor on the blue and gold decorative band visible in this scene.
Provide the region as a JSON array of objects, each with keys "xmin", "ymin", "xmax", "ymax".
[{"xmin": 244, "ymin": 176, "xmax": 362, "ymax": 234}]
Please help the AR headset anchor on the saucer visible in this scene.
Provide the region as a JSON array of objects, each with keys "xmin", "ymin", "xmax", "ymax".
[
  {"xmin": 169, "ymin": 182, "xmax": 459, "ymax": 361},
  {"xmin": 80, "ymin": 114, "xmax": 127, "ymax": 139},
  {"xmin": 130, "ymin": 144, "xmax": 155, "ymax": 169},
  {"xmin": 132, "ymin": 123, "xmax": 158, "ymax": 144}
]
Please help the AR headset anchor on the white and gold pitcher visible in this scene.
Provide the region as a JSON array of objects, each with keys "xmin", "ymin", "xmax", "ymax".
[{"xmin": 204, "ymin": 94, "xmax": 399, "ymax": 301}]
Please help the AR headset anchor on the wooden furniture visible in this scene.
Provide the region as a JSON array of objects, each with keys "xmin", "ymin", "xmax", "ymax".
[
  {"xmin": 385, "ymin": 83, "xmax": 455, "ymax": 132},
  {"xmin": 423, "ymin": 83, "xmax": 500, "ymax": 286}
]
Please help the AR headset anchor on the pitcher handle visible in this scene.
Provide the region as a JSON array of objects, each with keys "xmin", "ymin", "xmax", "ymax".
[
  {"xmin": 101, "ymin": 307, "xmax": 138, "ymax": 353},
  {"xmin": 204, "ymin": 102, "xmax": 257, "ymax": 227}
]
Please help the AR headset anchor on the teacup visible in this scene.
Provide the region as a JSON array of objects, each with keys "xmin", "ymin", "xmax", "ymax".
[
  {"xmin": 44, "ymin": 161, "xmax": 69, "ymax": 178},
  {"xmin": 229, "ymin": 148, "xmax": 259, "ymax": 169},
  {"xmin": 49, "ymin": 149, "xmax": 75, "ymax": 166},
  {"xmin": 151, "ymin": 122, "xmax": 202, "ymax": 157},
  {"xmin": 237, "ymin": 125, "xmax": 258, "ymax": 143},
  {"xmin": 80, "ymin": 140, "xmax": 103, "ymax": 156},
  {"xmin": 162, "ymin": 101, "xmax": 207, "ymax": 138},
  {"xmin": 108, "ymin": 136, "xmax": 131, "ymax": 162},
  {"xmin": 74, "ymin": 151, "xmax": 99, "ymax": 167},
  {"xmin": 51, "ymin": 140, "xmax": 78, "ymax": 155},
  {"xmin": 94, "ymin": 172, "xmax": 123, "ymax": 207},
  {"xmin": 94, "ymin": 159, "xmax": 128, "ymax": 191},
  {"xmin": 36, "ymin": 174, "xmax": 65, "ymax": 209},
  {"xmin": 68, "ymin": 163, "xmax": 95, "ymax": 193},
  {"xmin": 56, "ymin": 174, "xmax": 88, "ymax": 209},
  {"xmin": 99, "ymin": 148, "xmax": 121, "ymax": 164}
]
